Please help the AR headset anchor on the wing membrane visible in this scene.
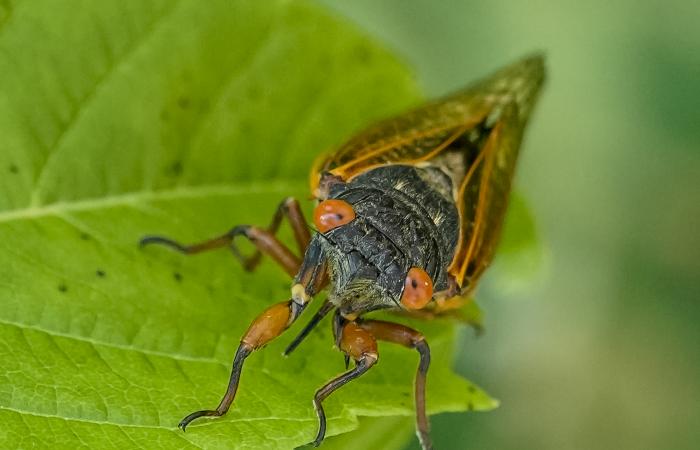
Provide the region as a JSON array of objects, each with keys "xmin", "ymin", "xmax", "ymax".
[{"xmin": 449, "ymin": 102, "xmax": 525, "ymax": 290}]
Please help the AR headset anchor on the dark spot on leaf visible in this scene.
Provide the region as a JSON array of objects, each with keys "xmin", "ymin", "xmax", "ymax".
[
  {"xmin": 468, "ymin": 386, "xmax": 476, "ymax": 394},
  {"xmin": 173, "ymin": 272, "xmax": 183, "ymax": 282},
  {"xmin": 177, "ymin": 96, "xmax": 191, "ymax": 109},
  {"xmin": 58, "ymin": 283, "xmax": 68, "ymax": 293},
  {"xmin": 96, "ymin": 269, "xmax": 106, "ymax": 278},
  {"xmin": 80, "ymin": 232, "xmax": 91, "ymax": 241},
  {"xmin": 160, "ymin": 110, "xmax": 170, "ymax": 121},
  {"xmin": 9, "ymin": 164, "xmax": 19, "ymax": 174},
  {"xmin": 467, "ymin": 402, "xmax": 474, "ymax": 411},
  {"xmin": 168, "ymin": 160, "xmax": 183, "ymax": 176},
  {"xmin": 402, "ymin": 392, "xmax": 410, "ymax": 397}
]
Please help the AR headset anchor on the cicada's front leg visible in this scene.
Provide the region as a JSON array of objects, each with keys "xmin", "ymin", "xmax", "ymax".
[
  {"xmin": 140, "ymin": 197, "xmax": 311, "ymax": 277},
  {"xmin": 310, "ymin": 317, "xmax": 434, "ymax": 450},
  {"xmin": 178, "ymin": 299, "xmax": 301, "ymax": 429},
  {"xmin": 357, "ymin": 320, "xmax": 433, "ymax": 450},
  {"xmin": 310, "ymin": 316, "xmax": 379, "ymax": 447},
  {"xmin": 178, "ymin": 239, "xmax": 326, "ymax": 430}
]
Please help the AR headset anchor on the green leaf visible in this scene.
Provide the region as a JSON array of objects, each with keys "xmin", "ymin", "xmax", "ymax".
[
  {"xmin": 0, "ymin": 1, "xmax": 497, "ymax": 448},
  {"xmin": 323, "ymin": 416, "xmax": 416, "ymax": 450},
  {"xmin": 490, "ymin": 192, "xmax": 545, "ymax": 294}
]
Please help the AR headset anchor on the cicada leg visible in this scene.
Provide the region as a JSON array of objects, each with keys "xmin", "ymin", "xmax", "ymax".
[
  {"xmin": 310, "ymin": 320, "xmax": 379, "ymax": 447},
  {"xmin": 179, "ymin": 245, "xmax": 326, "ymax": 430},
  {"xmin": 357, "ymin": 320, "xmax": 433, "ymax": 450},
  {"xmin": 311, "ymin": 318, "xmax": 434, "ymax": 450},
  {"xmin": 179, "ymin": 299, "xmax": 303, "ymax": 430},
  {"xmin": 283, "ymin": 299, "xmax": 334, "ymax": 356},
  {"xmin": 140, "ymin": 197, "xmax": 311, "ymax": 277}
]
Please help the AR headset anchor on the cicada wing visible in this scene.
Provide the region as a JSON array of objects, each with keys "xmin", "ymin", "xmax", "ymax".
[
  {"xmin": 310, "ymin": 54, "xmax": 545, "ymax": 194},
  {"xmin": 449, "ymin": 58, "xmax": 546, "ymax": 291},
  {"xmin": 310, "ymin": 96, "xmax": 488, "ymax": 193}
]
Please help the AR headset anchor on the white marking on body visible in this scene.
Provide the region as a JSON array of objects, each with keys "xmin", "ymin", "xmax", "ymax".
[
  {"xmin": 393, "ymin": 179, "xmax": 408, "ymax": 191},
  {"xmin": 291, "ymin": 283, "xmax": 310, "ymax": 305}
]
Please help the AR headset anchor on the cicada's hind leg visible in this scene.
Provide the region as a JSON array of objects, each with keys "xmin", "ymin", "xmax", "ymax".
[
  {"xmin": 140, "ymin": 197, "xmax": 311, "ymax": 277},
  {"xmin": 179, "ymin": 241, "xmax": 326, "ymax": 430},
  {"xmin": 357, "ymin": 320, "xmax": 433, "ymax": 450}
]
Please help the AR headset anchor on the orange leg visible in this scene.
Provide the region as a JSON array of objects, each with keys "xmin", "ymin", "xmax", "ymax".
[
  {"xmin": 358, "ymin": 320, "xmax": 433, "ymax": 450},
  {"xmin": 178, "ymin": 246, "xmax": 326, "ymax": 430},
  {"xmin": 310, "ymin": 320, "xmax": 379, "ymax": 447},
  {"xmin": 238, "ymin": 197, "xmax": 311, "ymax": 271},
  {"xmin": 179, "ymin": 299, "xmax": 302, "ymax": 429},
  {"xmin": 139, "ymin": 197, "xmax": 311, "ymax": 277}
]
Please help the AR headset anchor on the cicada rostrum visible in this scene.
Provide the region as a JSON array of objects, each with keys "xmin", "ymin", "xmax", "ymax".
[{"xmin": 141, "ymin": 54, "xmax": 545, "ymax": 449}]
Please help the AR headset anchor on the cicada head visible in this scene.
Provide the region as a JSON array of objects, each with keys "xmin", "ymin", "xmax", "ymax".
[{"xmin": 325, "ymin": 260, "xmax": 391, "ymax": 316}]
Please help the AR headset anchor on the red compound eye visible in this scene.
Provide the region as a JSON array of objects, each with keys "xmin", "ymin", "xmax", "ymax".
[
  {"xmin": 313, "ymin": 199, "xmax": 356, "ymax": 233},
  {"xmin": 401, "ymin": 267, "xmax": 433, "ymax": 310}
]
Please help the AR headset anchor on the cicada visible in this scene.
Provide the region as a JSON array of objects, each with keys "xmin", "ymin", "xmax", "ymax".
[{"xmin": 141, "ymin": 54, "xmax": 545, "ymax": 449}]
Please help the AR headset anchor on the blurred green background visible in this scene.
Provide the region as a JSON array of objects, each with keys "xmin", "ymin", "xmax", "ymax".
[{"xmin": 319, "ymin": 1, "xmax": 700, "ymax": 449}]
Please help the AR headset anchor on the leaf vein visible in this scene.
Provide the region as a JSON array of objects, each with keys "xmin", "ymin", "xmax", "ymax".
[
  {"xmin": 0, "ymin": 404, "xmax": 321, "ymax": 429},
  {"xmin": 28, "ymin": 0, "xmax": 184, "ymax": 207},
  {"xmin": 0, "ymin": 318, "xmax": 226, "ymax": 367},
  {"xmin": 0, "ymin": 181, "xmax": 299, "ymax": 224},
  {"xmin": 181, "ymin": 13, "xmax": 281, "ymax": 180}
]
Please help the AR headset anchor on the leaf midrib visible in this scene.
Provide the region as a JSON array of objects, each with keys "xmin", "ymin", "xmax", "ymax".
[{"xmin": 0, "ymin": 180, "xmax": 301, "ymax": 224}]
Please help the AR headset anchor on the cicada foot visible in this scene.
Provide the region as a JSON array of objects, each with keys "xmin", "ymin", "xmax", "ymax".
[{"xmin": 140, "ymin": 197, "xmax": 311, "ymax": 278}]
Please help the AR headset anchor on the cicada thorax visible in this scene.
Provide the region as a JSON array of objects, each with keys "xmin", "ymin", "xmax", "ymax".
[{"xmin": 310, "ymin": 164, "xmax": 460, "ymax": 315}]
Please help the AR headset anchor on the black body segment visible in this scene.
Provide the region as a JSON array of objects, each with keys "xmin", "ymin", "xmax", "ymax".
[{"xmin": 312, "ymin": 164, "xmax": 459, "ymax": 315}]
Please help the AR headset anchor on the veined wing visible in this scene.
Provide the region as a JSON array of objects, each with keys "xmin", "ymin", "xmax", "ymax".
[{"xmin": 311, "ymin": 54, "xmax": 544, "ymax": 195}]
